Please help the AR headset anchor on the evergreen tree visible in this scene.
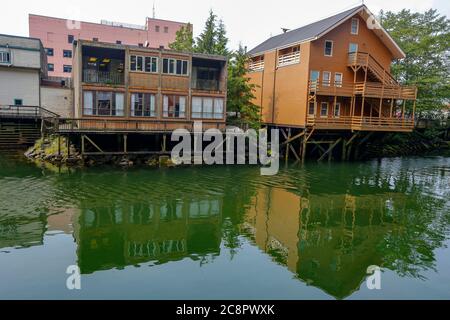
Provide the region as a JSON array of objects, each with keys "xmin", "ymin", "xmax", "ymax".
[
  {"xmin": 227, "ymin": 44, "xmax": 261, "ymax": 129},
  {"xmin": 195, "ymin": 10, "xmax": 217, "ymax": 54},
  {"xmin": 169, "ymin": 23, "xmax": 194, "ymax": 52},
  {"xmin": 381, "ymin": 9, "xmax": 450, "ymax": 116},
  {"xmin": 215, "ymin": 19, "xmax": 230, "ymax": 57}
]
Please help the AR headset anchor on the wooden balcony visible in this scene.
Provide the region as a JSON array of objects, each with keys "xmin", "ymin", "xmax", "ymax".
[
  {"xmin": 306, "ymin": 116, "xmax": 414, "ymax": 132},
  {"xmin": 82, "ymin": 70, "xmax": 124, "ymax": 86},
  {"xmin": 309, "ymin": 81, "xmax": 417, "ymax": 100}
]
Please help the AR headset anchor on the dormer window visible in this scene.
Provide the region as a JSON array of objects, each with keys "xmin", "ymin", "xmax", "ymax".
[
  {"xmin": 278, "ymin": 45, "xmax": 300, "ymax": 67},
  {"xmin": 249, "ymin": 55, "xmax": 264, "ymax": 72},
  {"xmin": 351, "ymin": 18, "xmax": 359, "ymax": 35}
]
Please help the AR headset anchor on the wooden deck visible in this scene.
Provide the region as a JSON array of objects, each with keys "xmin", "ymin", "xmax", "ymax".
[{"xmin": 307, "ymin": 116, "xmax": 414, "ymax": 132}]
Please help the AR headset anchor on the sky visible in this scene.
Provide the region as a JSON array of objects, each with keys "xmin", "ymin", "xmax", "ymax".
[{"xmin": 1, "ymin": 0, "xmax": 449, "ymax": 50}]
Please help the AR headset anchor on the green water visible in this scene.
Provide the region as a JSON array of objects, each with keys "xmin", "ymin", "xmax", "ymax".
[{"xmin": 0, "ymin": 152, "xmax": 449, "ymax": 300}]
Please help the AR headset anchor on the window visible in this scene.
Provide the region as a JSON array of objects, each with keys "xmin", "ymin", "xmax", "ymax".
[
  {"xmin": 349, "ymin": 43, "xmax": 358, "ymax": 53},
  {"xmin": 320, "ymin": 102, "xmax": 328, "ymax": 117},
  {"xmin": 322, "ymin": 71, "xmax": 331, "ymax": 86},
  {"xmin": 191, "ymin": 97, "xmax": 224, "ymax": 119},
  {"xmin": 131, "ymin": 93, "xmax": 156, "ymax": 117},
  {"xmin": 162, "ymin": 58, "xmax": 188, "ymax": 75},
  {"xmin": 308, "ymin": 102, "xmax": 316, "ymax": 116},
  {"xmin": 334, "ymin": 73, "xmax": 343, "ymax": 87},
  {"xmin": 310, "ymin": 70, "xmax": 320, "ymax": 89},
  {"xmin": 45, "ymin": 48, "xmax": 54, "ymax": 56},
  {"xmin": 83, "ymin": 91, "xmax": 124, "ymax": 116},
  {"xmin": 68, "ymin": 35, "xmax": 74, "ymax": 43},
  {"xmin": 63, "ymin": 50, "xmax": 72, "ymax": 58},
  {"xmin": 47, "ymin": 63, "xmax": 54, "ymax": 71},
  {"xmin": 334, "ymin": 103, "xmax": 341, "ymax": 118},
  {"xmin": 63, "ymin": 65, "xmax": 72, "ymax": 73},
  {"xmin": 14, "ymin": 99, "xmax": 23, "ymax": 106},
  {"xmin": 116, "ymin": 40, "xmax": 122, "ymax": 44},
  {"xmin": 164, "ymin": 26, "xmax": 169, "ymax": 33},
  {"xmin": 163, "ymin": 95, "xmax": 186, "ymax": 118},
  {"xmin": 324, "ymin": 40, "xmax": 333, "ymax": 56},
  {"xmin": 155, "ymin": 26, "xmax": 160, "ymax": 32},
  {"xmin": 130, "ymin": 55, "xmax": 158, "ymax": 73},
  {"xmin": 138, "ymin": 43, "xmax": 143, "ymax": 47},
  {"xmin": 351, "ymin": 18, "xmax": 359, "ymax": 35},
  {"xmin": 93, "ymin": 37, "xmax": 99, "ymax": 42},
  {"xmin": 0, "ymin": 51, "xmax": 11, "ymax": 64}
]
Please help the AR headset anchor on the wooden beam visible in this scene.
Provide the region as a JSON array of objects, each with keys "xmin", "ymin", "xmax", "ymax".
[
  {"xmin": 281, "ymin": 131, "xmax": 305, "ymax": 145},
  {"xmin": 318, "ymin": 138, "xmax": 342, "ymax": 162},
  {"xmin": 83, "ymin": 135, "xmax": 104, "ymax": 153},
  {"xmin": 345, "ymin": 132, "xmax": 359, "ymax": 147},
  {"xmin": 124, "ymin": 134, "xmax": 128, "ymax": 154}
]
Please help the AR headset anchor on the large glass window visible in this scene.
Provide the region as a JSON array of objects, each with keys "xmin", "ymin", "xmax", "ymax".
[
  {"xmin": 131, "ymin": 93, "xmax": 156, "ymax": 117},
  {"xmin": 191, "ymin": 97, "xmax": 224, "ymax": 119},
  {"xmin": 83, "ymin": 91, "xmax": 124, "ymax": 116},
  {"xmin": 162, "ymin": 58, "xmax": 188, "ymax": 75},
  {"xmin": 163, "ymin": 95, "xmax": 186, "ymax": 118}
]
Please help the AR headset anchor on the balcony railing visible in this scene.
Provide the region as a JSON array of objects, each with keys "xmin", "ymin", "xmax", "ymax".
[
  {"xmin": 192, "ymin": 79, "xmax": 220, "ymax": 91},
  {"xmin": 0, "ymin": 105, "xmax": 60, "ymax": 119},
  {"xmin": 248, "ymin": 60, "xmax": 264, "ymax": 72},
  {"xmin": 82, "ymin": 70, "xmax": 124, "ymax": 85},
  {"xmin": 309, "ymin": 80, "xmax": 417, "ymax": 100},
  {"xmin": 278, "ymin": 51, "xmax": 300, "ymax": 67}
]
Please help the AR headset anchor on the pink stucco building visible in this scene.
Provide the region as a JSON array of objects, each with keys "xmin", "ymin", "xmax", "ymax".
[{"xmin": 29, "ymin": 14, "xmax": 188, "ymax": 77}]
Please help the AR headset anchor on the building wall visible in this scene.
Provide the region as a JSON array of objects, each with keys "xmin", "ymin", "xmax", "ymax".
[
  {"xmin": 40, "ymin": 86, "xmax": 73, "ymax": 117},
  {"xmin": 0, "ymin": 68, "xmax": 40, "ymax": 106},
  {"xmin": 308, "ymin": 14, "xmax": 394, "ymax": 84},
  {"xmin": 29, "ymin": 14, "xmax": 186, "ymax": 77}
]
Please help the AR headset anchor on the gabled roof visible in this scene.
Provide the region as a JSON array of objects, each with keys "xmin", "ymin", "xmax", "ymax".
[{"xmin": 248, "ymin": 5, "xmax": 406, "ymax": 59}]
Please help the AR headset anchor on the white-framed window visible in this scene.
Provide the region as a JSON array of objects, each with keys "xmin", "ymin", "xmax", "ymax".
[
  {"xmin": 131, "ymin": 93, "xmax": 156, "ymax": 117},
  {"xmin": 162, "ymin": 58, "xmax": 188, "ymax": 75},
  {"xmin": 163, "ymin": 95, "xmax": 186, "ymax": 118},
  {"xmin": 130, "ymin": 55, "xmax": 158, "ymax": 73},
  {"xmin": 334, "ymin": 73, "xmax": 343, "ymax": 87},
  {"xmin": 320, "ymin": 102, "xmax": 328, "ymax": 117},
  {"xmin": 334, "ymin": 102, "xmax": 341, "ymax": 118},
  {"xmin": 83, "ymin": 91, "xmax": 124, "ymax": 116},
  {"xmin": 324, "ymin": 40, "xmax": 333, "ymax": 57},
  {"xmin": 351, "ymin": 18, "xmax": 359, "ymax": 35},
  {"xmin": 308, "ymin": 102, "xmax": 316, "ymax": 116},
  {"xmin": 191, "ymin": 97, "xmax": 224, "ymax": 119},
  {"xmin": 349, "ymin": 43, "xmax": 358, "ymax": 54},
  {"xmin": 322, "ymin": 71, "xmax": 331, "ymax": 86},
  {"xmin": 0, "ymin": 51, "xmax": 11, "ymax": 64}
]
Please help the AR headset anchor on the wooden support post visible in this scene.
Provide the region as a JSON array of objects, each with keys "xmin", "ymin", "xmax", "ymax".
[
  {"xmin": 57, "ymin": 135, "xmax": 61, "ymax": 156},
  {"xmin": 67, "ymin": 135, "xmax": 70, "ymax": 158},
  {"xmin": 285, "ymin": 128, "xmax": 291, "ymax": 161},
  {"xmin": 124, "ymin": 134, "xmax": 128, "ymax": 154},
  {"xmin": 162, "ymin": 134, "xmax": 167, "ymax": 152},
  {"xmin": 301, "ymin": 135, "xmax": 307, "ymax": 164},
  {"xmin": 379, "ymin": 98, "xmax": 383, "ymax": 118},
  {"xmin": 341, "ymin": 138, "xmax": 347, "ymax": 161},
  {"xmin": 317, "ymin": 138, "xmax": 342, "ymax": 162},
  {"xmin": 390, "ymin": 99, "xmax": 394, "ymax": 118},
  {"xmin": 81, "ymin": 135, "xmax": 85, "ymax": 155}
]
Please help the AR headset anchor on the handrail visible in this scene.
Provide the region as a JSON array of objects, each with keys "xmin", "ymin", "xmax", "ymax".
[
  {"xmin": 0, "ymin": 105, "xmax": 60, "ymax": 118},
  {"xmin": 348, "ymin": 52, "xmax": 397, "ymax": 85}
]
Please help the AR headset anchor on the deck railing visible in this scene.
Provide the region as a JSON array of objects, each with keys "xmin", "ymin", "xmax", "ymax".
[
  {"xmin": 309, "ymin": 80, "xmax": 417, "ymax": 100},
  {"xmin": 82, "ymin": 70, "xmax": 124, "ymax": 85},
  {"xmin": 307, "ymin": 115, "xmax": 414, "ymax": 131},
  {"xmin": 56, "ymin": 118, "xmax": 224, "ymax": 133},
  {"xmin": 278, "ymin": 51, "xmax": 300, "ymax": 67},
  {"xmin": 0, "ymin": 105, "xmax": 60, "ymax": 119},
  {"xmin": 348, "ymin": 52, "xmax": 397, "ymax": 85}
]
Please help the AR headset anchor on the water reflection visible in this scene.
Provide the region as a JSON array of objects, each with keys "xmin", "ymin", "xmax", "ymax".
[{"xmin": 0, "ymin": 156, "xmax": 449, "ymax": 299}]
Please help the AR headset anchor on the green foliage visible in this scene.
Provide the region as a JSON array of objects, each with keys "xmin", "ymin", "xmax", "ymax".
[
  {"xmin": 169, "ymin": 23, "xmax": 194, "ymax": 52},
  {"xmin": 380, "ymin": 9, "xmax": 450, "ymax": 116},
  {"xmin": 227, "ymin": 44, "xmax": 261, "ymax": 129}
]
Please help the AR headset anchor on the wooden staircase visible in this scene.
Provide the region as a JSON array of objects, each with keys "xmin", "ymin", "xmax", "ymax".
[
  {"xmin": 0, "ymin": 120, "xmax": 41, "ymax": 148},
  {"xmin": 348, "ymin": 52, "xmax": 398, "ymax": 86}
]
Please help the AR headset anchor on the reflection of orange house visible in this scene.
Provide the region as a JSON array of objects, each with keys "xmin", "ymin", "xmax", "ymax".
[{"xmin": 248, "ymin": 5, "xmax": 417, "ymax": 133}]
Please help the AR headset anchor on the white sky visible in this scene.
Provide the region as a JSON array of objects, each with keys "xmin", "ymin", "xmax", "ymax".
[{"xmin": 1, "ymin": 0, "xmax": 449, "ymax": 50}]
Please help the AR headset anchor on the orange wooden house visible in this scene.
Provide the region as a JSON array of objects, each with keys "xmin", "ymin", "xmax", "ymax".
[{"xmin": 247, "ymin": 4, "xmax": 417, "ymax": 159}]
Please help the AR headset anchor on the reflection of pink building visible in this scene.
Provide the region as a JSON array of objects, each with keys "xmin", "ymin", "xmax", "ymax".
[{"xmin": 29, "ymin": 14, "xmax": 188, "ymax": 77}]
